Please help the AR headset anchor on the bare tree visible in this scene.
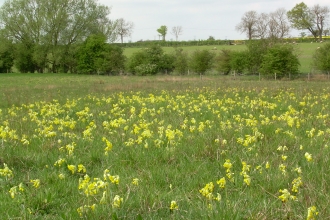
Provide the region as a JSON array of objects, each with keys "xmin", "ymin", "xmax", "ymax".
[
  {"xmin": 236, "ymin": 11, "xmax": 258, "ymax": 40},
  {"xmin": 255, "ymin": 13, "xmax": 269, "ymax": 39},
  {"xmin": 116, "ymin": 18, "xmax": 134, "ymax": 43},
  {"xmin": 171, "ymin": 26, "xmax": 183, "ymax": 41},
  {"xmin": 310, "ymin": 4, "xmax": 330, "ymax": 40},
  {"xmin": 268, "ymin": 8, "xmax": 290, "ymax": 39}
]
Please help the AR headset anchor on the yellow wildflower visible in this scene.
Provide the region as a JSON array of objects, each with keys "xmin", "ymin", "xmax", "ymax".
[
  {"xmin": 30, "ymin": 179, "xmax": 40, "ymax": 188},
  {"xmin": 112, "ymin": 195, "xmax": 123, "ymax": 208},
  {"xmin": 132, "ymin": 178, "xmax": 139, "ymax": 186},
  {"xmin": 216, "ymin": 177, "xmax": 226, "ymax": 188},
  {"xmin": 170, "ymin": 200, "xmax": 178, "ymax": 210},
  {"xmin": 305, "ymin": 152, "xmax": 313, "ymax": 162},
  {"xmin": 67, "ymin": 165, "xmax": 76, "ymax": 174},
  {"xmin": 307, "ymin": 206, "xmax": 318, "ymax": 220}
]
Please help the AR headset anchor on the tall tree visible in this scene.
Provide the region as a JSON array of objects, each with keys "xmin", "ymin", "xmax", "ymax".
[
  {"xmin": 268, "ymin": 8, "xmax": 290, "ymax": 39},
  {"xmin": 171, "ymin": 26, "xmax": 183, "ymax": 41},
  {"xmin": 310, "ymin": 4, "xmax": 330, "ymax": 40},
  {"xmin": 236, "ymin": 11, "xmax": 258, "ymax": 40},
  {"xmin": 0, "ymin": 0, "xmax": 117, "ymax": 73},
  {"xmin": 157, "ymin": 25, "xmax": 167, "ymax": 41},
  {"xmin": 287, "ymin": 2, "xmax": 318, "ymax": 39},
  {"xmin": 116, "ymin": 18, "xmax": 134, "ymax": 43}
]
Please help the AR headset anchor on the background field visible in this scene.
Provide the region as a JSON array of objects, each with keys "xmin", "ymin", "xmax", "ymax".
[{"xmin": 123, "ymin": 42, "xmax": 321, "ymax": 74}]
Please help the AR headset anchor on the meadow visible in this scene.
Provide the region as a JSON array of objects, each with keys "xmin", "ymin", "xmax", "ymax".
[
  {"xmin": 0, "ymin": 74, "xmax": 329, "ymax": 219},
  {"xmin": 123, "ymin": 42, "xmax": 321, "ymax": 74}
]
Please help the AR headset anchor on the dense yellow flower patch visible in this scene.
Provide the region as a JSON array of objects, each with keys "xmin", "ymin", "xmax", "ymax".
[{"xmin": 0, "ymin": 86, "xmax": 329, "ymax": 218}]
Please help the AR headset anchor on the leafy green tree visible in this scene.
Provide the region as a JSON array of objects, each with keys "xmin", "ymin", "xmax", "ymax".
[
  {"xmin": 14, "ymin": 42, "xmax": 38, "ymax": 73},
  {"xmin": 173, "ymin": 48, "xmax": 189, "ymax": 75},
  {"xmin": 313, "ymin": 42, "xmax": 330, "ymax": 74},
  {"xmin": 189, "ymin": 50, "xmax": 215, "ymax": 75},
  {"xmin": 287, "ymin": 2, "xmax": 318, "ymax": 39},
  {"xmin": 0, "ymin": 36, "xmax": 14, "ymax": 73},
  {"xmin": 259, "ymin": 44, "xmax": 300, "ymax": 78},
  {"xmin": 157, "ymin": 25, "xmax": 168, "ymax": 41},
  {"xmin": 214, "ymin": 49, "xmax": 232, "ymax": 75},
  {"xmin": 77, "ymin": 34, "xmax": 107, "ymax": 74},
  {"xmin": 245, "ymin": 39, "xmax": 273, "ymax": 74},
  {"xmin": 0, "ymin": 0, "xmax": 117, "ymax": 73}
]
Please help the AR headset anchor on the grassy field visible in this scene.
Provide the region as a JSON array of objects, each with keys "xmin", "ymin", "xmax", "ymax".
[
  {"xmin": 1, "ymin": 74, "xmax": 330, "ymax": 219},
  {"xmin": 123, "ymin": 42, "xmax": 321, "ymax": 74}
]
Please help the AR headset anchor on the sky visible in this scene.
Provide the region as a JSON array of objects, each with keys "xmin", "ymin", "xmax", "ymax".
[{"xmin": 0, "ymin": 0, "xmax": 329, "ymax": 42}]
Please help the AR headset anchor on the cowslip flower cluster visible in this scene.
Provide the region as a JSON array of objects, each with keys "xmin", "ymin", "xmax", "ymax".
[
  {"xmin": 223, "ymin": 159, "xmax": 234, "ymax": 182},
  {"xmin": 306, "ymin": 206, "xmax": 318, "ymax": 220},
  {"xmin": 0, "ymin": 163, "xmax": 13, "ymax": 179},
  {"xmin": 278, "ymin": 189, "xmax": 297, "ymax": 202},
  {"xmin": 170, "ymin": 201, "xmax": 178, "ymax": 211}
]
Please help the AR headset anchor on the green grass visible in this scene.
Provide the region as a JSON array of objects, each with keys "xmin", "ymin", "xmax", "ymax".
[
  {"xmin": 1, "ymin": 74, "xmax": 330, "ymax": 219},
  {"xmin": 123, "ymin": 42, "xmax": 321, "ymax": 73}
]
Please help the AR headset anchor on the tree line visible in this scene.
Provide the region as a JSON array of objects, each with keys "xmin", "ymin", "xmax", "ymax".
[
  {"xmin": 0, "ymin": 0, "xmax": 134, "ymax": 73},
  {"xmin": 236, "ymin": 2, "xmax": 330, "ymax": 41}
]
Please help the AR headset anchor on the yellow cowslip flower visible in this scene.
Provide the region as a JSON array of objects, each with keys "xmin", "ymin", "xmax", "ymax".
[
  {"xmin": 243, "ymin": 174, "xmax": 251, "ymax": 186},
  {"xmin": 278, "ymin": 189, "xmax": 297, "ymax": 202},
  {"xmin": 100, "ymin": 191, "xmax": 107, "ymax": 204},
  {"xmin": 0, "ymin": 163, "xmax": 14, "ymax": 178},
  {"xmin": 77, "ymin": 164, "xmax": 86, "ymax": 173},
  {"xmin": 58, "ymin": 173, "xmax": 65, "ymax": 180},
  {"xmin": 216, "ymin": 177, "xmax": 226, "ymax": 188},
  {"xmin": 305, "ymin": 152, "xmax": 313, "ymax": 162},
  {"xmin": 279, "ymin": 164, "xmax": 286, "ymax": 175},
  {"xmin": 307, "ymin": 206, "xmax": 318, "ymax": 220},
  {"xmin": 215, "ymin": 193, "xmax": 221, "ymax": 201},
  {"xmin": 54, "ymin": 158, "xmax": 66, "ymax": 167},
  {"xmin": 291, "ymin": 177, "xmax": 303, "ymax": 193},
  {"xmin": 67, "ymin": 165, "xmax": 76, "ymax": 174},
  {"xmin": 30, "ymin": 179, "xmax": 40, "ymax": 188},
  {"xmin": 295, "ymin": 167, "xmax": 302, "ymax": 174},
  {"xmin": 18, "ymin": 183, "xmax": 24, "ymax": 192},
  {"xmin": 223, "ymin": 159, "xmax": 232, "ymax": 172},
  {"xmin": 132, "ymin": 178, "xmax": 139, "ymax": 186},
  {"xmin": 112, "ymin": 195, "xmax": 123, "ymax": 208},
  {"xmin": 102, "ymin": 137, "xmax": 113, "ymax": 155},
  {"xmin": 170, "ymin": 201, "xmax": 178, "ymax": 210},
  {"xmin": 109, "ymin": 175, "xmax": 120, "ymax": 185},
  {"xmin": 281, "ymin": 155, "xmax": 288, "ymax": 161},
  {"xmin": 199, "ymin": 182, "xmax": 214, "ymax": 200},
  {"xmin": 265, "ymin": 162, "xmax": 270, "ymax": 169},
  {"xmin": 9, "ymin": 186, "xmax": 17, "ymax": 198}
]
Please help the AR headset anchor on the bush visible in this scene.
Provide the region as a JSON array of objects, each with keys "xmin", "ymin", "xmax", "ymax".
[
  {"xmin": 189, "ymin": 49, "xmax": 215, "ymax": 75},
  {"xmin": 173, "ymin": 48, "xmax": 189, "ymax": 75},
  {"xmin": 127, "ymin": 45, "xmax": 175, "ymax": 75},
  {"xmin": 313, "ymin": 42, "xmax": 330, "ymax": 74},
  {"xmin": 214, "ymin": 49, "xmax": 232, "ymax": 75},
  {"xmin": 259, "ymin": 44, "xmax": 300, "ymax": 78}
]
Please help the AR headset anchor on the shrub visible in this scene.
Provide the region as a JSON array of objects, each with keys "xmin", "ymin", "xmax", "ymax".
[
  {"xmin": 259, "ymin": 44, "xmax": 300, "ymax": 78},
  {"xmin": 313, "ymin": 42, "xmax": 330, "ymax": 74},
  {"xmin": 189, "ymin": 49, "xmax": 215, "ymax": 75}
]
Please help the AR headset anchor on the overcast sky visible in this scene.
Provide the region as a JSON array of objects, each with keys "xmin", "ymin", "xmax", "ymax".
[{"xmin": 1, "ymin": 0, "xmax": 329, "ymax": 42}]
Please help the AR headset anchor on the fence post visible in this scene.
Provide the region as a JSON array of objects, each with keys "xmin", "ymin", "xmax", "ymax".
[{"xmin": 275, "ymin": 72, "xmax": 277, "ymax": 81}]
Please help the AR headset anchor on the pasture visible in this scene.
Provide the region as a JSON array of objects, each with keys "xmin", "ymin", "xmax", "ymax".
[
  {"xmin": 0, "ymin": 74, "xmax": 329, "ymax": 219},
  {"xmin": 123, "ymin": 42, "xmax": 321, "ymax": 74}
]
